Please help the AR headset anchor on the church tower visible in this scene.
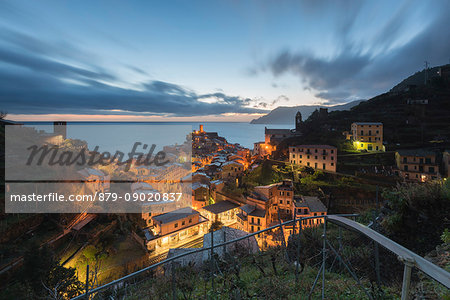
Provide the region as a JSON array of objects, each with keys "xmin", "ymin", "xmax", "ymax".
[{"xmin": 295, "ymin": 111, "xmax": 302, "ymax": 132}]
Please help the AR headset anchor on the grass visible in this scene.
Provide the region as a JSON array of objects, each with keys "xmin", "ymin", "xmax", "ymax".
[{"xmin": 65, "ymin": 235, "xmax": 147, "ymax": 286}]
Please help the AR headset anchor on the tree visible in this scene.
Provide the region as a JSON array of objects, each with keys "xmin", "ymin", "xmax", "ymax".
[
  {"xmin": 209, "ymin": 220, "xmax": 224, "ymax": 232},
  {"xmin": 20, "ymin": 244, "xmax": 84, "ymax": 299},
  {"xmin": 381, "ymin": 181, "xmax": 450, "ymax": 255}
]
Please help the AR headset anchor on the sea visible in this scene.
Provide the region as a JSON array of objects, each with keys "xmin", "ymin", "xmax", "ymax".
[{"xmin": 22, "ymin": 122, "xmax": 292, "ymax": 153}]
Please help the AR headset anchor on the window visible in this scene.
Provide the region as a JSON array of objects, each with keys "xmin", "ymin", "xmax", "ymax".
[
  {"xmin": 403, "ymin": 157, "xmax": 407, "ymax": 163},
  {"xmin": 189, "ymin": 218, "xmax": 192, "ymax": 223},
  {"xmin": 292, "ymin": 148, "xmax": 295, "ymax": 152},
  {"xmin": 331, "ymin": 163, "xmax": 334, "ymax": 166},
  {"xmin": 287, "ymin": 200, "xmax": 290, "ymax": 205},
  {"xmin": 429, "ymin": 167, "xmax": 435, "ymax": 173},
  {"xmin": 404, "ymin": 165, "xmax": 408, "ymax": 171},
  {"xmin": 182, "ymin": 221, "xmax": 185, "ymax": 226},
  {"xmin": 251, "ymin": 225, "xmax": 254, "ymax": 232},
  {"xmin": 361, "ymin": 130, "xmax": 364, "ymax": 135},
  {"xmin": 292, "ymin": 154, "xmax": 295, "ymax": 158},
  {"xmin": 307, "ymin": 162, "xmax": 310, "ymax": 166},
  {"xmin": 280, "ymin": 200, "xmax": 283, "ymax": 204},
  {"xmin": 314, "ymin": 163, "xmax": 318, "ymax": 169},
  {"xmin": 323, "ymin": 156, "xmax": 326, "ymax": 160},
  {"xmin": 252, "ymin": 217, "xmax": 254, "ymax": 223},
  {"xmin": 331, "ymin": 156, "xmax": 334, "ymax": 160},
  {"xmin": 300, "ymin": 155, "xmax": 302, "ymax": 158},
  {"xmin": 304, "ymin": 209, "xmax": 308, "ymax": 214},
  {"xmin": 331, "ymin": 150, "xmax": 334, "ymax": 153},
  {"xmin": 323, "ymin": 163, "xmax": 326, "ymax": 170},
  {"xmin": 315, "ymin": 149, "xmax": 318, "ymax": 153},
  {"xmin": 174, "ymin": 223, "xmax": 178, "ymax": 228}
]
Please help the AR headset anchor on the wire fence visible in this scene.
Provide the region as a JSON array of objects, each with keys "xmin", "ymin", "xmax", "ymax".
[{"xmin": 71, "ymin": 214, "xmax": 450, "ymax": 300}]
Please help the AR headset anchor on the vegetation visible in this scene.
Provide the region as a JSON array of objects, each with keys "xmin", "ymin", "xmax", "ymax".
[
  {"xmin": 0, "ymin": 244, "xmax": 83, "ymax": 299},
  {"xmin": 380, "ymin": 180, "xmax": 450, "ymax": 255},
  {"xmin": 120, "ymin": 245, "xmax": 398, "ymax": 300}
]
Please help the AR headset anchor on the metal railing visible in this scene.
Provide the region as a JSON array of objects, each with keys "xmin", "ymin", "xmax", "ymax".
[{"xmin": 71, "ymin": 214, "xmax": 450, "ymax": 300}]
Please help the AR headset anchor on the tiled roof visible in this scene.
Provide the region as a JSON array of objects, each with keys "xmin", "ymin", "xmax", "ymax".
[
  {"xmin": 152, "ymin": 207, "xmax": 199, "ymax": 224},
  {"xmin": 202, "ymin": 200, "xmax": 240, "ymax": 214},
  {"xmin": 396, "ymin": 149, "xmax": 436, "ymax": 157}
]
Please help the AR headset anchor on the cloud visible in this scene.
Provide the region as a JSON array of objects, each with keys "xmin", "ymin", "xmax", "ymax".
[
  {"xmin": 0, "ymin": 28, "xmax": 267, "ymax": 117},
  {"xmin": 257, "ymin": 0, "xmax": 450, "ymax": 103}
]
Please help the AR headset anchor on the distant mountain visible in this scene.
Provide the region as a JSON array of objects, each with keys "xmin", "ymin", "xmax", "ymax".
[{"xmin": 250, "ymin": 100, "xmax": 364, "ymax": 124}]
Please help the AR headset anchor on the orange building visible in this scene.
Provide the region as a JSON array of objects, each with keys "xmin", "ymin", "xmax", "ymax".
[{"xmin": 293, "ymin": 196, "xmax": 327, "ymax": 227}]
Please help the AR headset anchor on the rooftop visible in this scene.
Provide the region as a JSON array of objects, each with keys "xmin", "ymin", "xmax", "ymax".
[
  {"xmin": 397, "ymin": 149, "xmax": 436, "ymax": 157},
  {"xmin": 202, "ymin": 200, "xmax": 240, "ymax": 214},
  {"xmin": 290, "ymin": 145, "xmax": 337, "ymax": 149},
  {"xmin": 152, "ymin": 207, "xmax": 199, "ymax": 224},
  {"xmin": 265, "ymin": 128, "xmax": 293, "ymax": 135},
  {"xmin": 352, "ymin": 122, "xmax": 383, "ymax": 125},
  {"xmin": 295, "ymin": 196, "xmax": 327, "ymax": 213}
]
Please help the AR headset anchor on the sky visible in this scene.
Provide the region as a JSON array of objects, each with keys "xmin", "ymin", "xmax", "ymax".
[{"xmin": 1, "ymin": 0, "xmax": 449, "ymax": 122}]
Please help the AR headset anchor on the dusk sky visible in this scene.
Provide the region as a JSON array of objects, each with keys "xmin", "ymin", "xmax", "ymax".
[{"xmin": 1, "ymin": 0, "xmax": 449, "ymax": 121}]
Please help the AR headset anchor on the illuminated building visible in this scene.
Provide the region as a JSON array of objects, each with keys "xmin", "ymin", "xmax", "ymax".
[{"xmin": 351, "ymin": 122, "xmax": 385, "ymax": 152}]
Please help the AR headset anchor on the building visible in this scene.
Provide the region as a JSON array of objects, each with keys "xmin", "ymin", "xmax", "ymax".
[
  {"xmin": 192, "ymin": 182, "xmax": 210, "ymax": 210},
  {"xmin": 236, "ymin": 203, "xmax": 267, "ymax": 233},
  {"xmin": 236, "ymin": 180, "xmax": 295, "ymax": 233},
  {"xmin": 253, "ymin": 111, "xmax": 302, "ymax": 158},
  {"xmin": 395, "ymin": 149, "xmax": 439, "ymax": 182},
  {"xmin": 289, "ymin": 145, "xmax": 337, "ymax": 172},
  {"xmin": 221, "ymin": 160, "xmax": 244, "ymax": 180},
  {"xmin": 351, "ymin": 122, "xmax": 384, "ymax": 152},
  {"xmin": 293, "ymin": 196, "xmax": 327, "ymax": 227},
  {"xmin": 77, "ymin": 168, "xmax": 110, "ymax": 192},
  {"xmin": 147, "ymin": 207, "xmax": 208, "ymax": 252},
  {"xmin": 443, "ymin": 150, "xmax": 450, "ymax": 178},
  {"xmin": 200, "ymin": 200, "xmax": 240, "ymax": 226}
]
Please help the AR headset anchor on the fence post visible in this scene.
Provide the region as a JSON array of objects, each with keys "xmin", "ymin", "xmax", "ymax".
[
  {"xmin": 210, "ymin": 229, "xmax": 215, "ymax": 296},
  {"xmin": 322, "ymin": 217, "xmax": 327, "ymax": 299},
  {"xmin": 295, "ymin": 217, "xmax": 302, "ymax": 283},
  {"xmin": 223, "ymin": 229, "xmax": 226, "ymax": 256},
  {"xmin": 171, "ymin": 261, "xmax": 176, "ymax": 300},
  {"xmin": 85, "ymin": 264, "xmax": 89, "ymax": 300},
  {"xmin": 401, "ymin": 258, "xmax": 414, "ymax": 300}
]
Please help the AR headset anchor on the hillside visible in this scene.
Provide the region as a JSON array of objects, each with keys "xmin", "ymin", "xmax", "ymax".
[
  {"xmin": 250, "ymin": 100, "xmax": 364, "ymax": 124},
  {"xmin": 323, "ymin": 71, "xmax": 450, "ymax": 148}
]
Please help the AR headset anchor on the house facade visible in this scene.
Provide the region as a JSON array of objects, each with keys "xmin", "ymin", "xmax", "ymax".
[
  {"xmin": 147, "ymin": 207, "xmax": 208, "ymax": 252},
  {"xmin": 395, "ymin": 149, "xmax": 439, "ymax": 182},
  {"xmin": 351, "ymin": 122, "xmax": 385, "ymax": 152},
  {"xmin": 289, "ymin": 145, "xmax": 337, "ymax": 172}
]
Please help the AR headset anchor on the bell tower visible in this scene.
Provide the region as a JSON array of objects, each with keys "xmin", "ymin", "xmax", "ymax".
[{"xmin": 295, "ymin": 111, "xmax": 302, "ymax": 132}]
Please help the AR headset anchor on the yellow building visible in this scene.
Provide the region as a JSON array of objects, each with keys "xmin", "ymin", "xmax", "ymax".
[
  {"xmin": 289, "ymin": 145, "xmax": 337, "ymax": 172},
  {"xmin": 351, "ymin": 122, "xmax": 385, "ymax": 152}
]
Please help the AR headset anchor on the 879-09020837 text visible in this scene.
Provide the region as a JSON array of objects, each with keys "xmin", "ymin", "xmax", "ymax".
[{"xmin": 9, "ymin": 192, "xmax": 183, "ymax": 202}]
